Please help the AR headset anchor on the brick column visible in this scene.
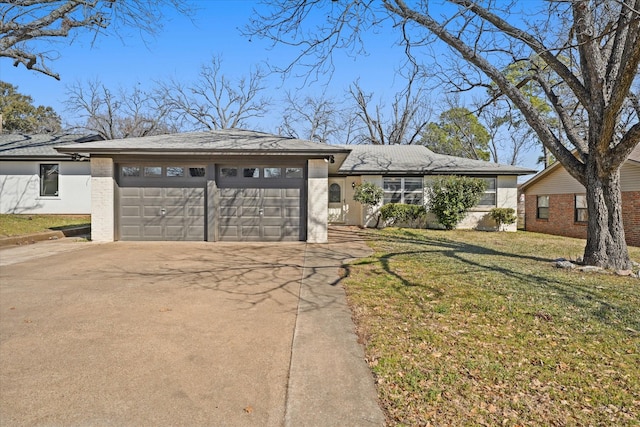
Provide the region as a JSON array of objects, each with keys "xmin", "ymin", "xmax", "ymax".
[
  {"xmin": 307, "ymin": 159, "xmax": 328, "ymax": 243},
  {"xmin": 90, "ymin": 158, "xmax": 115, "ymax": 242}
]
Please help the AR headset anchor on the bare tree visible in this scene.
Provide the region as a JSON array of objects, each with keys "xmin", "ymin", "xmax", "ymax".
[
  {"xmin": 159, "ymin": 55, "xmax": 271, "ymax": 131},
  {"xmin": 0, "ymin": 1, "xmax": 191, "ymax": 80},
  {"xmin": 247, "ymin": 0, "xmax": 640, "ymax": 270},
  {"xmin": 278, "ymin": 92, "xmax": 345, "ymax": 143},
  {"xmin": 65, "ymin": 79, "xmax": 177, "ymax": 139},
  {"xmin": 348, "ymin": 65, "xmax": 431, "ymax": 145}
]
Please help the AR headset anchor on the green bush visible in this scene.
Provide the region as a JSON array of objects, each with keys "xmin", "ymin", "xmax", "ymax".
[
  {"xmin": 426, "ymin": 176, "xmax": 487, "ymax": 230},
  {"xmin": 490, "ymin": 207, "xmax": 517, "ymax": 231},
  {"xmin": 353, "ymin": 182, "xmax": 384, "ymax": 227},
  {"xmin": 380, "ymin": 203, "xmax": 427, "ymax": 227}
]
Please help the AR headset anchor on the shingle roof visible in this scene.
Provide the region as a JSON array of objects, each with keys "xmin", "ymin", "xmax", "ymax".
[
  {"xmin": 0, "ymin": 133, "xmax": 102, "ymax": 159},
  {"xmin": 55, "ymin": 129, "xmax": 350, "ymax": 155},
  {"xmin": 336, "ymin": 144, "xmax": 536, "ymax": 176}
]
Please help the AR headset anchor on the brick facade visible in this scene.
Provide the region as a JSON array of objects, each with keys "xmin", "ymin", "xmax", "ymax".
[
  {"xmin": 525, "ymin": 191, "xmax": 640, "ymax": 247},
  {"xmin": 90, "ymin": 157, "xmax": 115, "ymax": 242}
]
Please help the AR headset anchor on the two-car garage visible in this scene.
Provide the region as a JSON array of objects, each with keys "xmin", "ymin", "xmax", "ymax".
[
  {"xmin": 116, "ymin": 162, "xmax": 306, "ymax": 242},
  {"xmin": 56, "ymin": 129, "xmax": 346, "ymax": 243}
]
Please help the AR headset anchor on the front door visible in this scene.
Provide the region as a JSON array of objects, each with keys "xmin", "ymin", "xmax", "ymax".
[{"xmin": 328, "ymin": 178, "xmax": 346, "ymax": 223}]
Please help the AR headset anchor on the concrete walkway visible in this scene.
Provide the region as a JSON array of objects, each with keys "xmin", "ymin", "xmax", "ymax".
[{"xmin": 0, "ymin": 228, "xmax": 385, "ymax": 426}]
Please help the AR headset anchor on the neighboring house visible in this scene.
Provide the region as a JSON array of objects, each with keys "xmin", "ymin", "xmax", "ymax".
[
  {"xmin": 520, "ymin": 145, "xmax": 640, "ymax": 247},
  {"xmin": 0, "ymin": 133, "xmax": 102, "ymax": 214},
  {"xmin": 53, "ymin": 129, "xmax": 534, "ymax": 243}
]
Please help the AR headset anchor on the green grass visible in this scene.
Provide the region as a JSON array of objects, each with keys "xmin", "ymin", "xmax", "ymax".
[
  {"xmin": 0, "ymin": 214, "xmax": 90, "ymax": 237},
  {"xmin": 342, "ymin": 228, "xmax": 640, "ymax": 426}
]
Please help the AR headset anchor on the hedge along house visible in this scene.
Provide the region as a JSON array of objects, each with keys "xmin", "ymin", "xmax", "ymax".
[
  {"xmin": 0, "ymin": 133, "xmax": 101, "ymax": 214},
  {"xmin": 56, "ymin": 129, "xmax": 535, "ymax": 243}
]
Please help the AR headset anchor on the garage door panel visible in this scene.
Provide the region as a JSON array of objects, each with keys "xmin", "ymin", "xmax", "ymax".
[
  {"xmin": 119, "ymin": 185, "xmax": 205, "ymax": 241},
  {"xmin": 218, "ymin": 184, "xmax": 303, "ymax": 241}
]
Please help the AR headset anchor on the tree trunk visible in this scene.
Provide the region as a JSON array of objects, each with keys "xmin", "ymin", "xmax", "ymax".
[{"xmin": 583, "ymin": 165, "xmax": 631, "ymax": 270}]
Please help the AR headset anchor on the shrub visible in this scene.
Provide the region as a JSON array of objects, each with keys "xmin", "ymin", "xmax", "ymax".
[
  {"xmin": 490, "ymin": 207, "xmax": 517, "ymax": 231},
  {"xmin": 426, "ymin": 176, "xmax": 487, "ymax": 230},
  {"xmin": 353, "ymin": 182, "xmax": 384, "ymax": 227},
  {"xmin": 380, "ymin": 203, "xmax": 427, "ymax": 227}
]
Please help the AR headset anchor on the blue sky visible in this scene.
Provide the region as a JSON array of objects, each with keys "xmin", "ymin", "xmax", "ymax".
[{"xmin": 0, "ymin": 1, "xmax": 541, "ymax": 171}]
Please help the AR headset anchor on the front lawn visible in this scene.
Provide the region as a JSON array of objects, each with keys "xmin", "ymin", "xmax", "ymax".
[
  {"xmin": 0, "ymin": 214, "xmax": 91, "ymax": 238},
  {"xmin": 343, "ymin": 228, "xmax": 640, "ymax": 426}
]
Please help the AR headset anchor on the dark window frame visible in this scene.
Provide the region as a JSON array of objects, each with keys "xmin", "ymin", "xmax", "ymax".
[
  {"xmin": 537, "ymin": 195, "xmax": 549, "ymax": 219},
  {"xmin": 575, "ymin": 194, "xmax": 588, "ymax": 223},
  {"xmin": 39, "ymin": 163, "xmax": 59, "ymax": 197}
]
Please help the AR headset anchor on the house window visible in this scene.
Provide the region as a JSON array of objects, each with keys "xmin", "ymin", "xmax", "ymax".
[
  {"xmin": 220, "ymin": 167, "xmax": 238, "ymax": 178},
  {"xmin": 478, "ymin": 178, "xmax": 497, "ymax": 207},
  {"xmin": 537, "ymin": 195, "xmax": 549, "ymax": 219},
  {"xmin": 383, "ymin": 177, "xmax": 423, "ymax": 205},
  {"xmin": 40, "ymin": 164, "xmax": 59, "ymax": 196},
  {"xmin": 575, "ymin": 194, "xmax": 588, "ymax": 222},
  {"xmin": 329, "ymin": 183, "xmax": 341, "ymax": 203}
]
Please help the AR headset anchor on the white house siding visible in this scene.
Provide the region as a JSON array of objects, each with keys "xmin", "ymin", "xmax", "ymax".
[{"xmin": 0, "ymin": 160, "xmax": 91, "ymax": 214}]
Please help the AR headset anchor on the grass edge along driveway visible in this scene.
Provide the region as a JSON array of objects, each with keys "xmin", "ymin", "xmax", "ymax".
[{"xmin": 342, "ymin": 228, "xmax": 640, "ymax": 426}]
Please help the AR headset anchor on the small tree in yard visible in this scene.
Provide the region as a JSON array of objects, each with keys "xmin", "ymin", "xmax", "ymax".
[
  {"xmin": 427, "ymin": 176, "xmax": 487, "ymax": 230},
  {"xmin": 490, "ymin": 208, "xmax": 517, "ymax": 231},
  {"xmin": 353, "ymin": 182, "xmax": 384, "ymax": 228}
]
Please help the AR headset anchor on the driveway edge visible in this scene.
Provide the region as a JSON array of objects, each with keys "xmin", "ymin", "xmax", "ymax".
[{"xmin": 284, "ymin": 236, "xmax": 385, "ymax": 426}]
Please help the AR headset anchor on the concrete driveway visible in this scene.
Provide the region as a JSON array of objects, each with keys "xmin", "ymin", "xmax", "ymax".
[{"xmin": 0, "ymin": 228, "xmax": 384, "ymax": 426}]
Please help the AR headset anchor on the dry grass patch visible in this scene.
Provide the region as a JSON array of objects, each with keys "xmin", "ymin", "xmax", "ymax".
[
  {"xmin": 342, "ymin": 228, "xmax": 640, "ymax": 426},
  {"xmin": 0, "ymin": 214, "xmax": 90, "ymax": 237}
]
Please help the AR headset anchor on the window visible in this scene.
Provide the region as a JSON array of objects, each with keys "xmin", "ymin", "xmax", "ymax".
[
  {"xmin": 243, "ymin": 168, "xmax": 259, "ymax": 178},
  {"xmin": 285, "ymin": 168, "xmax": 303, "ymax": 178},
  {"xmin": 166, "ymin": 167, "xmax": 184, "ymax": 177},
  {"xmin": 478, "ymin": 178, "xmax": 497, "ymax": 206},
  {"xmin": 383, "ymin": 177, "xmax": 423, "ymax": 205},
  {"xmin": 537, "ymin": 195, "xmax": 549, "ymax": 219},
  {"xmin": 263, "ymin": 167, "xmax": 281, "ymax": 178},
  {"xmin": 220, "ymin": 167, "xmax": 238, "ymax": 178},
  {"xmin": 575, "ymin": 194, "xmax": 588, "ymax": 222},
  {"xmin": 40, "ymin": 164, "xmax": 59, "ymax": 196},
  {"xmin": 144, "ymin": 166, "xmax": 162, "ymax": 177},
  {"xmin": 329, "ymin": 183, "xmax": 341, "ymax": 203},
  {"xmin": 121, "ymin": 166, "xmax": 140, "ymax": 177},
  {"xmin": 189, "ymin": 167, "xmax": 206, "ymax": 177}
]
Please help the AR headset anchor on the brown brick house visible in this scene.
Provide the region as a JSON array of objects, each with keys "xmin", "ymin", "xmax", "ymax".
[{"xmin": 520, "ymin": 145, "xmax": 640, "ymax": 247}]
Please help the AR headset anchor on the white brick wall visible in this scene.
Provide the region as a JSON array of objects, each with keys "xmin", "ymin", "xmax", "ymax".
[
  {"xmin": 307, "ymin": 159, "xmax": 328, "ymax": 243},
  {"xmin": 90, "ymin": 158, "xmax": 115, "ymax": 242}
]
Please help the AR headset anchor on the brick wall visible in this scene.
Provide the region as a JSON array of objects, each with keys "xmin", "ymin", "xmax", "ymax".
[
  {"xmin": 90, "ymin": 157, "xmax": 115, "ymax": 242},
  {"xmin": 525, "ymin": 191, "xmax": 640, "ymax": 247}
]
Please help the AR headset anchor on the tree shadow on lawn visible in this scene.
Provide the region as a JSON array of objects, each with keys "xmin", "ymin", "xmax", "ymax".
[{"xmin": 353, "ymin": 228, "xmax": 640, "ymax": 332}]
